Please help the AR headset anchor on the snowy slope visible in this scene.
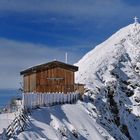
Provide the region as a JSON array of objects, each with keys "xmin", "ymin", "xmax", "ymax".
[
  {"xmin": 0, "ymin": 113, "xmax": 15, "ymax": 133},
  {"xmin": 76, "ymin": 21, "xmax": 140, "ymax": 140},
  {"xmin": 14, "ymin": 102, "xmax": 114, "ymax": 140},
  {"xmin": 76, "ymin": 22, "xmax": 140, "ymax": 87}
]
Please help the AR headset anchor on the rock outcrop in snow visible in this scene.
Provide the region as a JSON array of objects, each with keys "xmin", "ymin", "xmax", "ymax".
[{"xmin": 76, "ymin": 22, "xmax": 140, "ymax": 140}]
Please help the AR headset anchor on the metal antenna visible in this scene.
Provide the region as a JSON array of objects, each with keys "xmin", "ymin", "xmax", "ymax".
[{"xmin": 65, "ymin": 52, "xmax": 68, "ymax": 63}]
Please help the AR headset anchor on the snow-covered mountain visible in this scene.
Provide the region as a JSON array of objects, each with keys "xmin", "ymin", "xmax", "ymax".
[{"xmin": 76, "ymin": 21, "xmax": 140, "ymax": 140}]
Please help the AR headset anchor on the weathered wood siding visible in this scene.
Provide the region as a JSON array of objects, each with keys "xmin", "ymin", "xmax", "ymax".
[
  {"xmin": 36, "ymin": 67, "xmax": 74, "ymax": 93},
  {"xmin": 24, "ymin": 75, "xmax": 29, "ymax": 92},
  {"xmin": 23, "ymin": 73, "xmax": 36, "ymax": 92},
  {"xmin": 23, "ymin": 67, "xmax": 75, "ymax": 93}
]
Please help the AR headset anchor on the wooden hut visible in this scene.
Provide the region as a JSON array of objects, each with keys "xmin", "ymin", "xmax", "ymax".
[{"xmin": 20, "ymin": 61, "xmax": 78, "ymax": 93}]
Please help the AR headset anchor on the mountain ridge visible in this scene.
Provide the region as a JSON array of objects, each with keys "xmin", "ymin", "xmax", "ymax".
[
  {"xmin": 76, "ymin": 22, "xmax": 140, "ymax": 87},
  {"xmin": 76, "ymin": 22, "xmax": 140, "ymax": 140}
]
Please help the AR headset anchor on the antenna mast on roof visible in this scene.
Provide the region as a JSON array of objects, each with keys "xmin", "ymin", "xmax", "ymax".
[{"xmin": 65, "ymin": 52, "xmax": 68, "ymax": 63}]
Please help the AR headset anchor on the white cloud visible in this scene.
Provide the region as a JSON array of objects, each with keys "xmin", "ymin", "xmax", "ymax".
[
  {"xmin": 0, "ymin": 0, "xmax": 139, "ymax": 20},
  {"xmin": 0, "ymin": 38, "xmax": 87, "ymax": 89}
]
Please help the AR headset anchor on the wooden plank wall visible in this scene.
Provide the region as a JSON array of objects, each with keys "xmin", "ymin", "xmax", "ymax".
[
  {"xmin": 23, "ymin": 67, "xmax": 75, "ymax": 93},
  {"xmin": 23, "ymin": 75, "xmax": 29, "ymax": 92},
  {"xmin": 36, "ymin": 67, "xmax": 74, "ymax": 93},
  {"xmin": 23, "ymin": 73, "xmax": 36, "ymax": 92}
]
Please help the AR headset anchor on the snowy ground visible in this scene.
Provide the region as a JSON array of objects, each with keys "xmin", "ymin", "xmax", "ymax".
[
  {"xmin": 0, "ymin": 112, "xmax": 15, "ymax": 133},
  {"xmin": 6, "ymin": 101, "xmax": 113, "ymax": 140}
]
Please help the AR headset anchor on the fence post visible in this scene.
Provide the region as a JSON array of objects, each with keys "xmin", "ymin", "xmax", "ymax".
[
  {"xmin": 60, "ymin": 93, "xmax": 62, "ymax": 104},
  {"xmin": 57, "ymin": 93, "xmax": 60, "ymax": 104},
  {"xmin": 68, "ymin": 93, "xmax": 70, "ymax": 103},
  {"xmin": 46, "ymin": 93, "xmax": 48, "ymax": 106}
]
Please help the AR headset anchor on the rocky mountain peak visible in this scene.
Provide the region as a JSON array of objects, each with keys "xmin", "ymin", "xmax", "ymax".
[{"xmin": 76, "ymin": 22, "xmax": 140, "ymax": 140}]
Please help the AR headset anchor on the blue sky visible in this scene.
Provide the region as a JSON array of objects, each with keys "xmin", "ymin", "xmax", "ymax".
[{"xmin": 0, "ymin": 0, "xmax": 140, "ymax": 89}]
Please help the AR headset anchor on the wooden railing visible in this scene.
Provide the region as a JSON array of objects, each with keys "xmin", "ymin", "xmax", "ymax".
[
  {"xmin": 23, "ymin": 92, "xmax": 79, "ymax": 109},
  {"xmin": 0, "ymin": 109, "xmax": 29, "ymax": 139}
]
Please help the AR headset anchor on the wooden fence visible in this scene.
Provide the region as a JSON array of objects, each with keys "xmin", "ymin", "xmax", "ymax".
[
  {"xmin": 23, "ymin": 92, "xmax": 79, "ymax": 109},
  {"xmin": 0, "ymin": 109, "xmax": 29, "ymax": 139},
  {"xmin": 0, "ymin": 92, "xmax": 79, "ymax": 139}
]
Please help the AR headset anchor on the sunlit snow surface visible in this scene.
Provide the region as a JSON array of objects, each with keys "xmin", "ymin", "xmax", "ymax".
[
  {"xmin": 15, "ymin": 102, "xmax": 114, "ymax": 140},
  {"xmin": 0, "ymin": 113, "xmax": 15, "ymax": 133},
  {"xmin": 75, "ymin": 22, "xmax": 140, "ymax": 140}
]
